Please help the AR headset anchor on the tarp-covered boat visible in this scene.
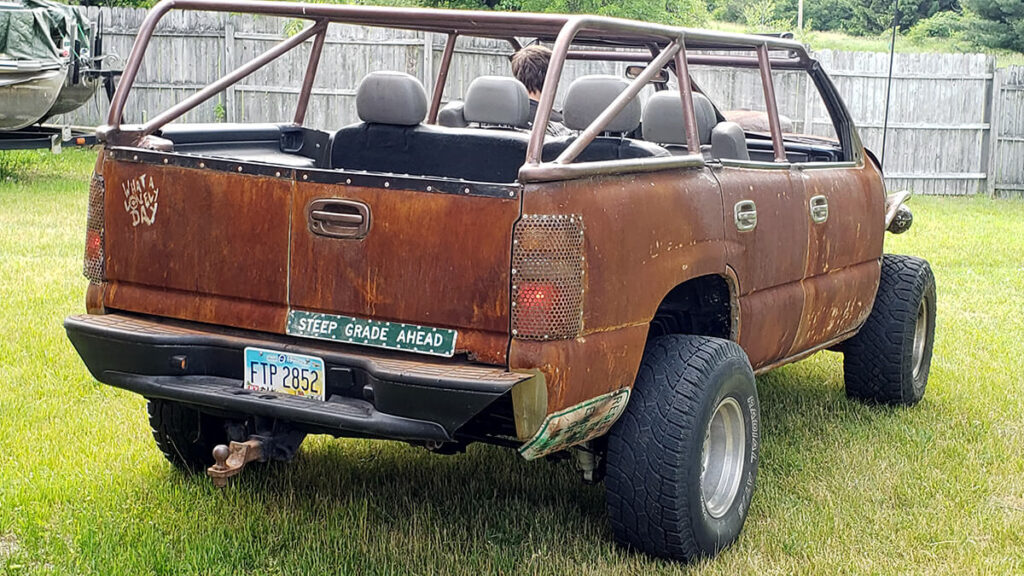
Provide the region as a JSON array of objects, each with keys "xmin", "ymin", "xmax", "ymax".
[{"xmin": 0, "ymin": 0, "xmax": 99, "ymax": 131}]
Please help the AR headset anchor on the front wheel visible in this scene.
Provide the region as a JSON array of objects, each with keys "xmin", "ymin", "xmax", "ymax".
[
  {"xmin": 605, "ymin": 335, "xmax": 760, "ymax": 562},
  {"xmin": 842, "ymin": 254, "xmax": 936, "ymax": 405}
]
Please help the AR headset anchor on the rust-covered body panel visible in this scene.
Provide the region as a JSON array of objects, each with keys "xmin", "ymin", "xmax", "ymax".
[
  {"xmin": 102, "ymin": 161, "xmax": 291, "ymax": 333},
  {"xmin": 790, "ymin": 163, "xmax": 885, "ymax": 353},
  {"xmin": 99, "ymin": 155, "xmax": 519, "ymax": 365},
  {"xmin": 713, "ymin": 165, "xmax": 808, "ymax": 369},
  {"xmin": 97, "ymin": 152, "xmax": 886, "ymax": 421},
  {"xmin": 510, "ymin": 168, "xmax": 727, "ymax": 413},
  {"xmin": 288, "ymin": 181, "xmax": 519, "ymax": 365}
]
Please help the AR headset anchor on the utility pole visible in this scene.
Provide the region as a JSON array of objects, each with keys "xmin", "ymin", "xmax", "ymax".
[{"xmin": 798, "ymin": 0, "xmax": 804, "ymax": 31}]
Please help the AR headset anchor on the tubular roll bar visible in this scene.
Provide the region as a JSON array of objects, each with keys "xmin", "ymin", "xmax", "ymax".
[{"xmin": 104, "ymin": 0, "xmax": 812, "ymax": 173}]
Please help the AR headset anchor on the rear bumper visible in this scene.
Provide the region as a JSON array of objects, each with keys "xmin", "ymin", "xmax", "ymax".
[{"xmin": 65, "ymin": 313, "xmax": 528, "ymax": 443}]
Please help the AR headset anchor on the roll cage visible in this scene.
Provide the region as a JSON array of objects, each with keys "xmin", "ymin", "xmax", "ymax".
[{"xmin": 101, "ymin": 0, "xmax": 860, "ymax": 182}]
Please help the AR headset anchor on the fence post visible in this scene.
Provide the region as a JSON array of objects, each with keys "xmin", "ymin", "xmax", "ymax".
[
  {"xmin": 983, "ymin": 63, "xmax": 999, "ymax": 196},
  {"xmin": 224, "ymin": 15, "xmax": 236, "ymax": 123},
  {"xmin": 981, "ymin": 57, "xmax": 1000, "ymax": 196},
  {"xmin": 422, "ymin": 32, "xmax": 435, "ymax": 104}
]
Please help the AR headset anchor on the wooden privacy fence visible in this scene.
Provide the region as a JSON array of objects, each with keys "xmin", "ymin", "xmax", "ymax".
[{"xmin": 58, "ymin": 7, "xmax": 1024, "ymax": 196}]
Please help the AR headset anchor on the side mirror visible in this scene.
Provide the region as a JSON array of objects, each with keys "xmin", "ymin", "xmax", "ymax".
[{"xmin": 624, "ymin": 65, "xmax": 670, "ymax": 84}]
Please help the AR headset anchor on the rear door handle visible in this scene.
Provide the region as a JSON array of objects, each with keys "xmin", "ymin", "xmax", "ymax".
[
  {"xmin": 734, "ymin": 200, "xmax": 757, "ymax": 231},
  {"xmin": 809, "ymin": 195, "xmax": 829, "ymax": 224},
  {"xmin": 308, "ymin": 199, "xmax": 371, "ymax": 239}
]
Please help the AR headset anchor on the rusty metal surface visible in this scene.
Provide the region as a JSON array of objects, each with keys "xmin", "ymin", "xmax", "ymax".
[
  {"xmin": 788, "ymin": 162, "xmax": 885, "ymax": 354},
  {"xmin": 511, "ymin": 168, "xmax": 727, "ymax": 412},
  {"xmin": 426, "ymin": 33, "xmax": 456, "ymax": 124},
  {"xmin": 712, "ymin": 164, "xmax": 808, "ymax": 369},
  {"xmin": 288, "ymin": 180, "xmax": 520, "ymax": 365},
  {"xmin": 102, "ymin": 160, "xmax": 291, "ymax": 333},
  {"xmin": 756, "ymin": 44, "xmax": 788, "ymax": 163},
  {"xmin": 208, "ymin": 439, "xmax": 263, "ymax": 487},
  {"xmin": 511, "ymin": 325, "xmax": 648, "ymax": 414},
  {"xmin": 293, "ymin": 27, "xmax": 328, "ymax": 125},
  {"xmin": 86, "ymin": 1, "xmax": 891, "ymax": 435}
]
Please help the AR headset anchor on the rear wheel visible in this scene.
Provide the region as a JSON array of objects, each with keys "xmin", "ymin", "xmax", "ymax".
[
  {"xmin": 842, "ymin": 254, "xmax": 936, "ymax": 405},
  {"xmin": 147, "ymin": 399, "xmax": 233, "ymax": 471},
  {"xmin": 605, "ymin": 335, "xmax": 760, "ymax": 562}
]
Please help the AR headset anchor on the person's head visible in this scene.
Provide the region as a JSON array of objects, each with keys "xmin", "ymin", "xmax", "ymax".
[{"xmin": 510, "ymin": 45, "xmax": 552, "ymax": 99}]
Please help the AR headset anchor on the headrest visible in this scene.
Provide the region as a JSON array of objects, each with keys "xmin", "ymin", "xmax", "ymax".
[
  {"xmin": 562, "ymin": 75, "xmax": 641, "ymax": 134},
  {"xmin": 356, "ymin": 71, "xmax": 428, "ymax": 126},
  {"xmin": 438, "ymin": 100, "xmax": 469, "ymax": 128},
  {"xmin": 463, "ymin": 76, "xmax": 532, "ymax": 128},
  {"xmin": 641, "ymin": 91, "xmax": 717, "ymax": 145}
]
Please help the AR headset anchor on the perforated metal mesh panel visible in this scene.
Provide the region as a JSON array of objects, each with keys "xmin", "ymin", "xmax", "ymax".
[
  {"xmin": 83, "ymin": 173, "xmax": 105, "ymax": 283},
  {"xmin": 511, "ymin": 215, "xmax": 584, "ymax": 340}
]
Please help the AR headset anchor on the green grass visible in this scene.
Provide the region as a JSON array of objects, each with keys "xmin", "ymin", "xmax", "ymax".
[{"xmin": 1, "ymin": 149, "xmax": 1023, "ymax": 575}]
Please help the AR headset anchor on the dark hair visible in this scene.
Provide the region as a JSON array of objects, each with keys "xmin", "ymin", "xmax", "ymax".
[{"xmin": 510, "ymin": 45, "xmax": 551, "ymax": 94}]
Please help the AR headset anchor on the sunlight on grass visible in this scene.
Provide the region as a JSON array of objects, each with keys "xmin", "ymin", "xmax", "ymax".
[{"xmin": 1, "ymin": 150, "xmax": 1022, "ymax": 574}]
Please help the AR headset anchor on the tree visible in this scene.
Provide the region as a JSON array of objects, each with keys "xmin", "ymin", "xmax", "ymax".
[
  {"xmin": 964, "ymin": 0, "xmax": 1024, "ymax": 52},
  {"xmin": 512, "ymin": 0, "xmax": 709, "ymax": 26}
]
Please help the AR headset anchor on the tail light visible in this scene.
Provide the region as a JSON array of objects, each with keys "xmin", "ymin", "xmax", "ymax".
[
  {"xmin": 83, "ymin": 172, "xmax": 105, "ymax": 283},
  {"xmin": 511, "ymin": 215, "xmax": 584, "ymax": 340}
]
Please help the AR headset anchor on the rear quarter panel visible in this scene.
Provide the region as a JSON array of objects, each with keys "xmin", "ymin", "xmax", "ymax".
[{"xmin": 510, "ymin": 167, "xmax": 727, "ymax": 413}]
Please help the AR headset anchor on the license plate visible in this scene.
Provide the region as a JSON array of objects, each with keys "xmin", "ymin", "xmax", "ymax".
[
  {"xmin": 243, "ymin": 347, "xmax": 326, "ymax": 401},
  {"xmin": 286, "ymin": 310, "xmax": 458, "ymax": 357}
]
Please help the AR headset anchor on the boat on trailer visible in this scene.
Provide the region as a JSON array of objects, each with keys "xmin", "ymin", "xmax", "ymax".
[{"xmin": 0, "ymin": 0, "xmax": 106, "ymax": 132}]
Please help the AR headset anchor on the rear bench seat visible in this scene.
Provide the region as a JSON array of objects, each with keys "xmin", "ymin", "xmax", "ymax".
[
  {"xmin": 329, "ymin": 72, "xmax": 531, "ymax": 183},
  {"xmin": 329, "ymin": 72, "xmax": 667, "ymax": 183}
]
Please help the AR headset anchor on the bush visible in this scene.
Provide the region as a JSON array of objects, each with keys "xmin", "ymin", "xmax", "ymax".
[{"xmin": 907, "ymin": 10, "xmax": 969, "ymax": 42}]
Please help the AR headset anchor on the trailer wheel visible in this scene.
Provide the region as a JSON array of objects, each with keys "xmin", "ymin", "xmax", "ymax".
[
  {"xmin": 147, "ymin": 399, "xmax": 232, "ymax": 472},
  {"xmin": 605, "ymin": 335, "xmax": 760, "ymax": 562},
  {"xmin": 842, "ymin": 254, "xmax": 936, "ymax": 405}
]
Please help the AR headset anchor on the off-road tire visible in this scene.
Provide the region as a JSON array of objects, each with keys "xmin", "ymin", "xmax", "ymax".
[
  {"xmin": 842, "ymin": 254, "xmax": 936, "ymax": 405},
  {"xmin": 605, "ymin": 335, "xmax": 760, "ymax": 562},
  {"xmin": 147, "ymin": 399, "xmax": 232, "ymax": 471}
]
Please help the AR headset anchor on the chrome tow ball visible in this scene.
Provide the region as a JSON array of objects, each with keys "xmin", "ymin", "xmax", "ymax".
[{"xmin": 207, "ymin": 438, "xmax": 264, "ymax": 488}]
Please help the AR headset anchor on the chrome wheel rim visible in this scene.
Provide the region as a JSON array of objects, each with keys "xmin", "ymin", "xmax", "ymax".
[
  {"xmin": 700, "ymin": 397, "xmax": 746, "ymax": 519},
  {"xmin": 912, "ymin": 298, "xmax": 928, "ymax": 380}
]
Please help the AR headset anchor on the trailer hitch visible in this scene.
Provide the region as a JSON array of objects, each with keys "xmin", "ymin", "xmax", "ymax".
[
  {"xmin": 206, "ymin": 428, "xmax": 306, "ymax": 487},
  {"xmin": 207, "ymin": 439, "xmax": 264, "ymax": 487}
]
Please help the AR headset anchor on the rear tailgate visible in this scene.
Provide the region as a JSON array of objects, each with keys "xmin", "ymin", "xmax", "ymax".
[
  {"xmin": 100, "ymin": 154, "xmax": 519, "ymax": 364},
  {"xmin": 288, "ymin": 176, "xmax": 520, "ymax": 365},
  {"xmin": 102, "ymin": 157, "xmax": 292, "ymax": 332}
]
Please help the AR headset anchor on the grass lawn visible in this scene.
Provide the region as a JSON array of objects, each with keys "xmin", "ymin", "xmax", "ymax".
[{"xmin": 1, "ymin": 149, "xmax": 1023, "ymax": 575}]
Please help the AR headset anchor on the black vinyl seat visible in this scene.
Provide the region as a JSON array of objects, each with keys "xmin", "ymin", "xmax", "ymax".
[
  {"xmin": 329, "ymin": 71, "xmax": 666, "ymax": 183},
  {"xmin": 542, "ymin": 75, "xmax": 669, "ymax": 162},
  {"xmin": 330, "ymin": 71, "xmax": 533, "ymax": 182}
]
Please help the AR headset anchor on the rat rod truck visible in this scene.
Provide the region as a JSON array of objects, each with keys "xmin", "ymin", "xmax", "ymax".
[{"xmin": 65, "ymin": 0, "xmax": 934, "ymax": 562}]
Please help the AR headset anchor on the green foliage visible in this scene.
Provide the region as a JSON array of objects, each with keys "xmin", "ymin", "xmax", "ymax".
[
  {"xmin": 907, "ymin": 9, "xmax": 969, "ymax": 40},
  {"xmin": 0, "ymin": 152, "xmax": 31, "ymax": 182},
  {"xmin": 964, "ymin": 0, "xmax": 1024, "ymax": 52},
  {"xmin": 742, "ymin": 0, "xmax": 792, "ymax": 33},
  {"xmin": 513, "ymin": 0, "xmax": 708, "ymax": 26}
]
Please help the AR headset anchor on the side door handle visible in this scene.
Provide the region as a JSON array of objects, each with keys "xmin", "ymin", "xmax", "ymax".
[
  {"xmin": 809, "ymin": 195, "xmax": 829, "ymax": 224},
  {"xmin": 734, "ymin": 200, "xmax": 757, "ymax": 231},
  {"xmin": 308, "ymin": 199, "xmax": 371, "ymax": 239}
]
